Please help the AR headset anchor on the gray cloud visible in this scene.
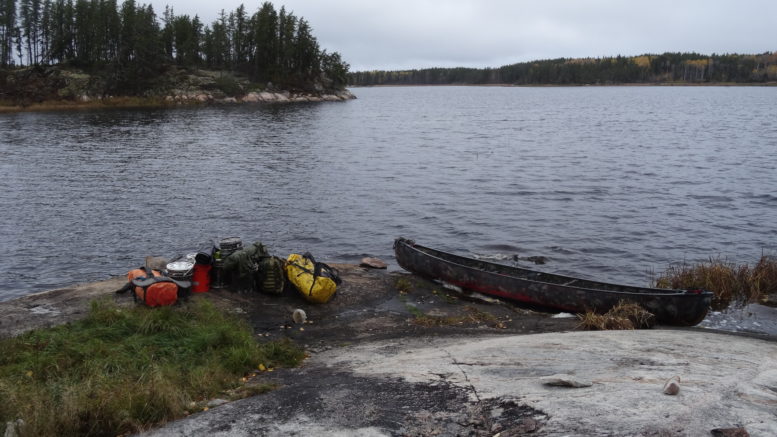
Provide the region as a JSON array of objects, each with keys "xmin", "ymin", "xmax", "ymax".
[{"xmin": 152, "ymin": 0, "xmax": 777, "ymax": 71}]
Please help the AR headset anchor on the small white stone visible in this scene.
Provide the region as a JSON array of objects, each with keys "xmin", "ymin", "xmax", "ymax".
[{"xmin": 292, "ymin": 309, "xmax": 307, "ymax": 324}]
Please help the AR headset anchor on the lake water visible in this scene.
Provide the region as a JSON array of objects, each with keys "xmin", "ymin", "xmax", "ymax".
[{"xmin": 1, "ymin": 86, "xmax": 776, "ymax": 302}]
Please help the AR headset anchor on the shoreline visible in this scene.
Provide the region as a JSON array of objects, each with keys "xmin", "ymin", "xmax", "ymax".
[
  {"xmin": 0, "ymin": 89, "xmax": 356, "ymax": 114},
  {"xmin": 0, "ymin": 264, "xmax": 577, "ymax": 339},
  {"xmin": 350, "ymin": 81, "xmax": 777, "ymax": 88}
]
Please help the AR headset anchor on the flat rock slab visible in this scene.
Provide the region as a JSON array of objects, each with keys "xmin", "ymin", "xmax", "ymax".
[
  {"xmin": 145, "ymin": 330, "xmax": 777, "ymax": 436},
  {"xmin": 0, "ymin": 277, "xmax": 127, "ymax": 338},
  {"xmin": 324, "ymin": 330, "xmax": 777, "ymax": 436}
]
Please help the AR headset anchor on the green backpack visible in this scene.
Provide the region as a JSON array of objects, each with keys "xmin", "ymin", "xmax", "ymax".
[
  {"xmin": 256, "ymin": 255, "xmax": 285, "ymax": 295},
  {"xmin": 222, "ymin": 242, "xmax": 285, "ymax": 295}
]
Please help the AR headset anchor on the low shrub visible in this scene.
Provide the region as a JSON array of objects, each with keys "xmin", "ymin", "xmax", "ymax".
[{"xmin": 213, "ymin": 75, "xmax": 244, "ymax": 97}]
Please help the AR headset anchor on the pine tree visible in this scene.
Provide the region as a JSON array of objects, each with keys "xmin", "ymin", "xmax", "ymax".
[
  {"xmin": 20, "ymin": 0, "xmax": 43, "ymax": 64},
  {"xmin": 170, "ymin": 14, "xmax": 201, "ymax": 66},
  {"xmin": 62, "ymin": 0, "xmax": 75, "ymax": 61},
  {"xmin": 204, "ymin": 9, "xmax": 229, "ymax": 69},
  {"xmin": 133, "ymin": 4, "xmax": 161, "ymax": 73},
  {"xmin": 231, "ymin": 3, "xmax": 247, "ymax": 68},
  {"xmin": 321, "ymin": 50, "xmax": 348, "ymax": 88},
  {"xmin": 117, "ymin": 0, "xmax": 134, "ymax": 63},
  {"xmin": 0, "ymin": 0, "xmax": 17, "ymax": 66},
  {"xmin": 277, "ymin": 6, "xmax": 296, "ymax": 78},
  {"xmin": 252, "ymin": 1, "xmax": 276, "ymax": 80},
  {"xmin": 294, "ymin": 18, "xmax": 318, "ymax": 81},
  {"xmin": 252, "ymin": 1, "xmax": 277, "ymax": 81},
  {"xmin": 73, "ymin": 0, "xmax": 93, "ymax": 65},
  {"xmin": 101, "ymin": 0, "xmax": 119, "ymax": 61},
  {"xmin": 161, "ymin": 5, "xmax": 173, "ymax": 61},
  {"xmin": 46, "ymin": 0, "xmax": 70, "ymax": 63}
]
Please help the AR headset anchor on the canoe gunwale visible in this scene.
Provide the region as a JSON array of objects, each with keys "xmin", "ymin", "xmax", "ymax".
[
  {"xmin": 393, "ymin": 237, "xmax": 712, "ymax": 326},
  {"xmin": 400, "ymin": 238, "xmax": 695, "ymax": 297}
]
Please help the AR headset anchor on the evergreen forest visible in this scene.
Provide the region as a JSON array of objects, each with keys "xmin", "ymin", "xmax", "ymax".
[
  {"xmin": 349, "ymin": 53, "xmax": 777, "ymax": 86},
  {"xmin": 0, "ymin": 0, "xmax": 349, "ymax": 94}
]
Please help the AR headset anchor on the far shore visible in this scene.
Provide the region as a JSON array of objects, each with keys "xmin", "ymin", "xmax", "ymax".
[
  {"xmin": 351, "ymin": 81, "xmax": 777, "ymax": 88},
  {"xmin": 0, "ymin": 97, "xmax": 173, "ymax": 114}
]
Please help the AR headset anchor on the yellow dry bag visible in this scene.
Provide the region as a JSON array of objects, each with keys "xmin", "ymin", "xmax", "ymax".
[{"xmin": 286, "ymin": 253, "xmax": 341, "ymax": 303}]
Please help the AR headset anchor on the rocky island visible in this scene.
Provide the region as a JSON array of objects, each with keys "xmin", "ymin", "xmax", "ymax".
[
  {"xmin": 0, "ymin": 66, "xmax": 355, "ymax": 112},
  {"xmin": 0, "ymin": 1, "xmax": 352, "ymax": 111}
]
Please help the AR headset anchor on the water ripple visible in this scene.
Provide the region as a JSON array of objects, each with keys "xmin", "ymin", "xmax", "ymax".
[{"xmin": 1, "ymin": 87, "xmax": 777, "ymax": 299}]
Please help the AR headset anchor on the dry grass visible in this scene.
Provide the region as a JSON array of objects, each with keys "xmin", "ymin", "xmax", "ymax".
[
  {"xmin": 655, "ymin": 256, "xmax": 777, "ymax": 310},
  {"xmin": 578, "ymin": 301, "xmax": 655, "ymax": 330},
  {"xmin": 752, "ymin": 256, "xmax": 777, "ymax": 305}
]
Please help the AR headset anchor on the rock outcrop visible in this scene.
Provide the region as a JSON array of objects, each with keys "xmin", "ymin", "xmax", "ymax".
[{"xmin": 0, "ymin": 66, "xmax": 356, "ymax": 109}]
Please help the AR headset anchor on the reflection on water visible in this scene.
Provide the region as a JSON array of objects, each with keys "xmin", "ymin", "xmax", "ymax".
[{"xmin": 1, "ymin": 86, "xmax": 776, "ymax": 302}]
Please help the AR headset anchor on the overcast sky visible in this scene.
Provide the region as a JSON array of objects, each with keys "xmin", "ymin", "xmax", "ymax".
[{"xmin": 152, "ymin": 0, "xmax": 777, "ymax": 71}]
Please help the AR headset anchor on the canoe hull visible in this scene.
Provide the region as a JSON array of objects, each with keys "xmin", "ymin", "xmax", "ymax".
[{"xmin": 394, "ymin": 238, "xmax": 711, "ymax": 326}]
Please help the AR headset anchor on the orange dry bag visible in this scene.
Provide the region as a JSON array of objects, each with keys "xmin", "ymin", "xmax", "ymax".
[{"xmin": 117, "ymin": 267, "xmax": 188, "ymax": 307}]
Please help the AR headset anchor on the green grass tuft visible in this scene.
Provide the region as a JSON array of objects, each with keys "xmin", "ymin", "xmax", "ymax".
[
  {"xmin": 0, "ymin": 298, "xmax": 303, "ymax": 436},
  {"xmin": 394, "ymin": 277, "xmax": 412, "ymax": 294}
]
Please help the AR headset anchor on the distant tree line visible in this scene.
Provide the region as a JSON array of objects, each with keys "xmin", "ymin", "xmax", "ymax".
[
  {"xmin": 0, "ymin": 0, "xmax": 349, "ymax": 93},
  {"xmin": 349, "ymin": 53, "xmax": 777, "ymax": 86}
]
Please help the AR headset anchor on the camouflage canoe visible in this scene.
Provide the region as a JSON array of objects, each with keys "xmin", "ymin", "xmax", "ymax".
[{"xmin": 394, "ymin": 237, "xmax": 712, "ymax": 326}]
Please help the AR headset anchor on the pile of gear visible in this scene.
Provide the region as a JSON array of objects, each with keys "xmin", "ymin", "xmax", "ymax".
[{"xmin": 116, "ymin": 237, "xmax": 341, "ymax": 307}]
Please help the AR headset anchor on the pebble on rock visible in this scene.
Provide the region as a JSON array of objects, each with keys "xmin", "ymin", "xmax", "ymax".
[
  {"xmin": 540, "ymin": 374, "xmax": 593, "ymax": 388},
  {"xmin": 663, "ymin": 376, "xmax": 681, "ymax": 395}
]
